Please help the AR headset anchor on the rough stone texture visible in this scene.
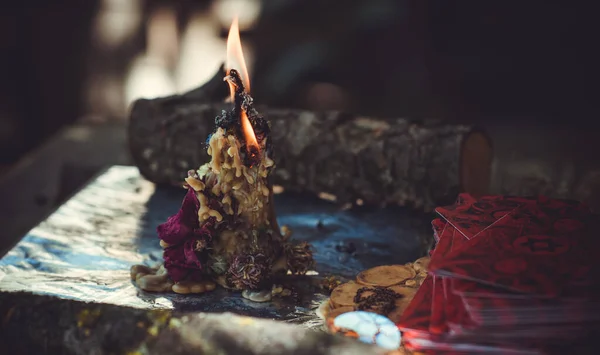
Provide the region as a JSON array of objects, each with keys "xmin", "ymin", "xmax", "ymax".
[{"xmin": 0, "ymin": 293, "xmax": 387, "ymax": 355}]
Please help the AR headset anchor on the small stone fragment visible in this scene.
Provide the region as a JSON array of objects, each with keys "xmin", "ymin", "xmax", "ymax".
[
  {"xmin": 404, "ymin": 280, "xmax": 417, "ymax": 287},
  {"xmin": 242, "ymin": 289, "xmax": 273, "ymax": 302},
  {"xmin": 320, "ymin": 276, "xmax": 342, "ymax": 293},
  {"xmin": 137, "ymin": 273, "xmax": 173, "ymax": 292},
  {"xmin": 280, "ymin": 225, "xmax": 292, "ymax": 239},
  {"xmin": 271, "ymin": 285, "xmax": 283, "ymax": 295},
  {"xmin": 413, "ymin": 256, "xmax": 430, "ymax": 273},
  {"xmin": 130, "ymin": 264, "xmax": 154, "ymax": 280}
]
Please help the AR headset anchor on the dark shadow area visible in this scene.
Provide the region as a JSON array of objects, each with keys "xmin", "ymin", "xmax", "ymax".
[{"xmin": 1, "ymin": 1, "xmax": 599, "ymax": 251}]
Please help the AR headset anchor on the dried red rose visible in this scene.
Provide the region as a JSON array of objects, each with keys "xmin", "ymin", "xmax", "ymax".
[
  {"xmin": 157, "ymin": 188, "xmax": 215, "ymax": 281},
  {"xmin": 157, "ymin": 188, "xmax": 201, "ymax": 245}
]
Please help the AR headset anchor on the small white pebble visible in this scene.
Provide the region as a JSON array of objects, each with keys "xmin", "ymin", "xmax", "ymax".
[{"xmin": 242, "ymin": 289, "xmax": 272, "ymax": 302}]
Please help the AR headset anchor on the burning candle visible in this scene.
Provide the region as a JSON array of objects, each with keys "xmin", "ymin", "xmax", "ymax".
[
  {"xmin": 226, "ymin": 17, "xmax": 251, "ymax": 94},
  {"xmin": 131, "ymin": 18, "xmax": 314, "ymax": 299}
]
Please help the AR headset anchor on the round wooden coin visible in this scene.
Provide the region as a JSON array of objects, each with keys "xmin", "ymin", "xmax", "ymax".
[
  {"xmin": 329, "ymin": 282, "xmax": 363, "ymax": 308},
  {"xmin": 356, "ymin": 265, "xmax": 416, "ymax": 287}
]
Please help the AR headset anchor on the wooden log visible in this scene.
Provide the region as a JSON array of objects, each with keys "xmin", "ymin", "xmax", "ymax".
[{"xmin": 128, "ymin": 70, "xmax": 492, "ymax": 211}]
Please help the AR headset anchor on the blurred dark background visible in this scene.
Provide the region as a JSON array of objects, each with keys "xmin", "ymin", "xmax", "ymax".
[{"xmin": 0, "ymin": 1, "xmax": 598, "ymax": 246}]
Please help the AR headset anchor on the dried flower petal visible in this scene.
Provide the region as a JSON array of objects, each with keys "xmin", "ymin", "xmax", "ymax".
[
  {"xmin": 157, "ymin": 189, "xmax": 200, "ymax": 245},
  {"xmin": 162, "ymin": 238, "xmax": 207, "ymax": 282},
  {"xmin": 163, "ymin": 246, "xmax": 191, "ymax": 282},
  {"xmin": 157, "ymin": 190, "xmax": 220, "ymax": 282},
  {"xmin": 183, "ymin": 239, "xmax": 204, "ymax": 268}
]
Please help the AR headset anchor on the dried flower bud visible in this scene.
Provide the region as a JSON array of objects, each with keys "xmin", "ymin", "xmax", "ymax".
[
  {"xmin": 284, "ymin": 241, "xmax": 315, "ymax": 275},
  {"xmin": 226, "ymin": 252, "xmax": 272, "ymax": 290}
]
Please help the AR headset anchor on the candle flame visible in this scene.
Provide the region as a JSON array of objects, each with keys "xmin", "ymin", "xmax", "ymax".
[
  {"xmin": 226, "ymin": 17, "xmax": 259, "ymax": 156},
  {"xmin": 240, "ymin": 109, "xmax": 259, "ymax": 154},
  {"xmin": 226, "ymin": 16, "xmax": 250, "ymax": 95}
]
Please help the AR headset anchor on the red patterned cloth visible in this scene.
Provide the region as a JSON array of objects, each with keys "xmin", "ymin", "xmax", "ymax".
[{"xmin": 398, "ymin": 194, "xmax": 600, "ymax": 354}]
